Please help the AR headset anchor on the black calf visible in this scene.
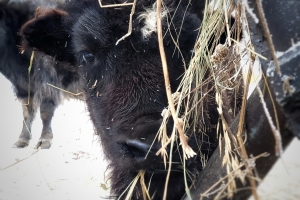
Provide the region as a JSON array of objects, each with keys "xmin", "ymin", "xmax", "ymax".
[
  {"xmin": 21, "ymin": 0, "xmax": 218, "ymax": 199},
  {"xmin": 0, "ymin": 0, "xmax": 80, "ymax": 148}
]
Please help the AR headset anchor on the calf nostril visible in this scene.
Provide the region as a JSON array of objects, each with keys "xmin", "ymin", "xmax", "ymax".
[
  {"xmin": 120, "ymin": 139, "xmax": 159, "ymax": 159},
  {"xmin": 126, "ymin": 139, "xmax": 151, "ymax": 154}
]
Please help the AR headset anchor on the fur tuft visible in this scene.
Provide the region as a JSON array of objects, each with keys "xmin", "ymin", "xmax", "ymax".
[{"xmin": 138, "ymin": 3, "xmax": 169, "ymax": 39}]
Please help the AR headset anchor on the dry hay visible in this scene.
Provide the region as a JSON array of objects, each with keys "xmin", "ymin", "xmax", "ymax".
[
  {"xmin": 145, "ymin": 0, "xmax": 277, "ymax": 199},
  {"xmin": 43, "ymin": 0, "xmax": 280, "ymax": 199}
]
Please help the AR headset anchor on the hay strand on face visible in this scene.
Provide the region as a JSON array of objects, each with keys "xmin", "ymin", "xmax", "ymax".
[
  {"xmin": 97, "ymin": 0, "xmax": 137, "ymax": 45},
  {"xmin": 115, "ymin": 0, "xmax": 137, "ymax": 45},
  {"xmin": 46, "ymin": 83, "xmax": 83, "ymax": 96},
  {"xmin": 139, "ymin": 170, "xmax": 151, "ymax": 200},
  {"xmin": 98, "ymin": 0, "xmax": 133, "ymax": 8},
  {"xmin": 117, "ymin": 171, "xmax": 142, "ymax": 200},
  {"xmin": 156, "ymin": 0, "xmax": 196, "ymax": 160}
]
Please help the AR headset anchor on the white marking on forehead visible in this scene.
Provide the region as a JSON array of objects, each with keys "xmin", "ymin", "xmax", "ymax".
[{"xmin": 138, "ymin": 3, "xmax": 169, "ymax": 39}]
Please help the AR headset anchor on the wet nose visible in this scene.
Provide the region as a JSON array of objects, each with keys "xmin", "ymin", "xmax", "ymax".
[
  {"xmin": 126, "ymin": 139, "xmax": 151, "ymax": 153},
  {"xmin": 125, "ymin": 139, "xmax": 159, "ymax": 158}
]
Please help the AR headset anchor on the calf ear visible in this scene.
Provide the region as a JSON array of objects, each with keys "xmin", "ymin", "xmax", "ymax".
[{"xmin": 21, "ymin": 8, "xmax": 74, "ymax": 63}]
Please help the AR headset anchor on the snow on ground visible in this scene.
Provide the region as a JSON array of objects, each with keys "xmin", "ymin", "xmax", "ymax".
[
  {"xmin": 249, "ymin": 138, "xmax": 300, "ymax": 200},
  {"xmin": 0, "ymin": 73, "xmax": 300, "ymax": 200},
  {"xmin": 0, "ymin": 74, "xmax": 110, "ymax": 200}
]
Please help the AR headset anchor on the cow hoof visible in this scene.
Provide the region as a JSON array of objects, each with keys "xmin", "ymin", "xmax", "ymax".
[
  {"xmin": 35, "ymin": 139, "xmax": 52, "ymax": 149},
  {"xmin": 13, "ymin": 140, "xmax": 29, "ymax": 148}
]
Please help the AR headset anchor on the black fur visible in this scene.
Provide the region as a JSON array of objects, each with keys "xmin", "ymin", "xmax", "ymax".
[
  {"xmin": 0, "ymin": 0, "xmax": 80, "ymax": 148},
  {"xmin": 21, "ymin": 0, "xmax": 218, "ymax": 199}
]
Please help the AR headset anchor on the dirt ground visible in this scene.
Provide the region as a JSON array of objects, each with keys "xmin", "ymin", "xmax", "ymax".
[{"xmin": 0, "ymin": 73, "xmax": 300, "ymax": 200}]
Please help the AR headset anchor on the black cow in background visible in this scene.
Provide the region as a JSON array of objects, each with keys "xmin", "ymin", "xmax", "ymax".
[
  {"xmin": 21, "ymin": 0, "xmax": 218, "ymax": 199},
  {"xmin": 0, "ymin": 0, "xmax": 81, "ymax": 149}
]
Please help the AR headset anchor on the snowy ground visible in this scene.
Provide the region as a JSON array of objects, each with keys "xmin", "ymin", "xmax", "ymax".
[
  {"xmin": 249, "ymin": 138, "xmax": 300, "ymax": 200},
  {"xmin": 0, "ymin": 74, "xmax": 110, "ymax": 200},
  {"xmin": 0, "ymin": 73, "xmax": 300, "ymax": 200}
]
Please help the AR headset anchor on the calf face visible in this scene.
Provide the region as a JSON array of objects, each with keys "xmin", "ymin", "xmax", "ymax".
[{"xmin": 21, "ymin": 0, "xmax": 217, "ymax": 199}]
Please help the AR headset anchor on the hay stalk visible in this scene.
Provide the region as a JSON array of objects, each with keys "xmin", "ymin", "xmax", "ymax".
[
  {"xmin": 255, "ymin": 0, "xmax": 280, "ymax": 74},
  {"xmin": 46, "ymin": 83, "xmax": 83, "ymax": 96},
  {"xmin": 156, "ymin": 0, "xmax": 196, "ymax": 161},
  {"xmin": 256, "ymin": 86, "xmax": 283, "ymax": 156}
]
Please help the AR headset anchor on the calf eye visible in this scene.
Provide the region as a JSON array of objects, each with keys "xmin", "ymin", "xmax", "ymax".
[{"xmin": 79, "ymin": 51, "xmax": 95, "ymax": 64}]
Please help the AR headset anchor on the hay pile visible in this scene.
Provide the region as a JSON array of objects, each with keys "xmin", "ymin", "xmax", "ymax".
[
  {"xmin": 153, "ymin": 0, "xmax": 270, "ymax": 199},
  {"xmin": 100, "ymin": 0, "xmax": 277, "ymax": 199}
]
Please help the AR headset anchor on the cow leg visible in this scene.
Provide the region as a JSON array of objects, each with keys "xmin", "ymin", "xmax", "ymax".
[
  {"xmin": 14, "ymin": 99, "xmax": 36, "ymax": 148},
  {"xmin": 36, "ymin": 99, "xmax": 56, "ymax": 149}
]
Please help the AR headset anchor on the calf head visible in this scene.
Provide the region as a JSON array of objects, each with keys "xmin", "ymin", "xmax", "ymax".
[{"xmin": 21, "ymin": 0, "xmax": 214, "ymax": 199}]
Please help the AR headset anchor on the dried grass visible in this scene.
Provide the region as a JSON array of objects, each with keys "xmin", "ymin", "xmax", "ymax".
[
  {"xmin": 46, "ymin": 83, "xmax": 83, "ymax": 96},
  {"xmin": 99, "ymin": 0, "xmax": 282, "ymax": 199},
  {"xmin": 154, "ymin": 0, "xmax": 272, "ymax": 199},
  {"xmin": 134, "ymin": 0, "xmax": 253, "ymax": 198},
  {"xmin": 24, "ymin": 50, "xmax": 35, "ymax": 106},
  {"xmin": 19, "ymin": 0, "xmax": 283, "ymax": 199},
  {"xmin": 18, "ymin": 0, "xmax": 283, "ymax": 199}
]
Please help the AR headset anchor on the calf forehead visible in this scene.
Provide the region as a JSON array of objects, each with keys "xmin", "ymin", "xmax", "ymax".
[
  {"xmin": 69, "ymin": 1, "xmax": 166, "ymax": 54},
  {"xmin": 72, "ymin": 8, "xmax": 112, "ymax": 53}
]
